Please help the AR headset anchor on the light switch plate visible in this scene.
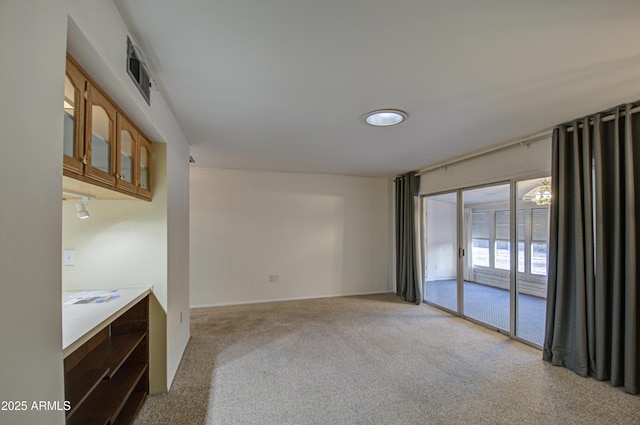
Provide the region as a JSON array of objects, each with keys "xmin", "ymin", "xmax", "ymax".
[{"xmin": 63, "ymin": 249, "xmax": 76, "ymax": 266}]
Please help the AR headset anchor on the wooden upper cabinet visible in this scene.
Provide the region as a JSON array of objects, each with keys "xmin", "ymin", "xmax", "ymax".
[
  {"xmin": 63, "ymin": 56, "xmax": 87, "ymax": 175},
  {"xmin": 137, "ymin": 135, "xmax": 152, "ymax": 200},
  {"xmin": 85, "ymin": 83, "xmax": 117, "ymax": 186},
  {"xmin": 115, "ymin": 114, "xmax": 139, "ymax": 195},
  {"xmin": 63, "ymin": 54, "xmax": 153, "ymax": 201}
]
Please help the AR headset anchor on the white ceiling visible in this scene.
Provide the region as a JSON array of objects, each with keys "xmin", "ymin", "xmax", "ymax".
[{"xmin": 114, "ymin": 0, "xmax": 640, "ymax": 177}]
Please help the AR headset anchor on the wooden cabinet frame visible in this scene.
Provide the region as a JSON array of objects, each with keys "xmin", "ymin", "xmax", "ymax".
[
  {"xmin": 137, "ymin": 135, "xmax": 153, "ymax": 200},
  {"xmin": 63, "ymin": 57, "xmax": 87, "ymax": 176}
]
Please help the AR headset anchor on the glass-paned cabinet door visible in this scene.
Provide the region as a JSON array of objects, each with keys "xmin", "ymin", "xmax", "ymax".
[
  {"xmin": 115, "ymin": 114, "xmax": 138, "ymax": 194},
  {"xmin": 91, "ymin": 106, "xmax": 111, "ymax": 172},
  {"xmin": 137, "ymin": 135, "xmax": 152, "ymax": 199},
  {"xmin": 62, "ymin": 57, "xmax": 86, "ymax": 175},
  {"xmin": 85, "ymin": 83, "xmax": 116, "ymax": 186}
]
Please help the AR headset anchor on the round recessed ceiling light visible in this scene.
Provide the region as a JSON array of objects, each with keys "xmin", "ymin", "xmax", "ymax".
[{"xmin": 363, "ymin": 109, "xmax": 408, "ymax": 127}]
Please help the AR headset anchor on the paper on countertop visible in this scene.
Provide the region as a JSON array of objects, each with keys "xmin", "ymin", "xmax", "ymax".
[{"xmin": 64, "ymin": 289, "xmax": 121, "ymax": 305}]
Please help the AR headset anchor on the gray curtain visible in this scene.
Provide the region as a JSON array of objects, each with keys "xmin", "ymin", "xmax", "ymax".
[
  {"xmin": 544, "ymin": 104, "xmax": 639, "ymax": 394},
  {"xmin": 395, "ymin": 171, "xmax": 421, "ymax": 305}
]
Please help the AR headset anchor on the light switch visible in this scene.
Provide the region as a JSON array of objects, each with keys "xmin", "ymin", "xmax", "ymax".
[{"xmin": 63, "ymin": 249, "xmax": 76, "ymax": 266}]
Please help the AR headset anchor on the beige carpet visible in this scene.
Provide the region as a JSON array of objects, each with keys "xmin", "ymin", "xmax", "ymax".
[{"xmin": 133, "ymin": 294, "xmax": 640, "ymax": 424}]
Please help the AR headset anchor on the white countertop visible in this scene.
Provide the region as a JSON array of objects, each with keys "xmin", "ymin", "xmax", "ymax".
[{"xmin": 62, "ymin": 287, "xmax": 151, "ymax": 356}]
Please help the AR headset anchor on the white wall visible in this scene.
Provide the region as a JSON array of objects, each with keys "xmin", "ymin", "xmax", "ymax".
[
  {"xmin": 190, "ymin": 168, "xmax": 390, "ymax": 307},
  {"xmin": 0, "ymin": 1, "xmax": 67, "ymax": 424},
  {"xmin": 164, "ymin": 125, "xmax": 190, "ymax": 387},
  {"xmin": 61, "ymin": 197, "xmax": 167, "ymax": 288},
  {"xmin": 424, "ymin": 199, "xmax": 457, "ymax": 281},
  {"xmin": 420, "ymin": 136, "xmax": 552, "ymax": 195}
]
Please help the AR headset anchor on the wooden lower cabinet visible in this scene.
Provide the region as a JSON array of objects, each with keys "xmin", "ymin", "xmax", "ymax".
[{"xmin": 64, "ymin": 296, "xmax": 149, "ymax": 425}]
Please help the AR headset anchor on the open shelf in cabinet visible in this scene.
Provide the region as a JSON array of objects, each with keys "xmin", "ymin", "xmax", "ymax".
[{"xmin": 64, "ymin": 295, "xmax": 149, "ymax": 425}]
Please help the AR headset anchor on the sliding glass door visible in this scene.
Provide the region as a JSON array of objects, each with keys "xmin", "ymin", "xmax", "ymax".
[
  {"xmin": 421, "ymin": 178, "xmax": 550, "ymax": 347},
  {"xmin": 422, "ymin": 192, "xmax": 459, "ymax": 313},
  {"xmin": 462, "ymin": 184, "xmax": 511, "ymax": 332}
]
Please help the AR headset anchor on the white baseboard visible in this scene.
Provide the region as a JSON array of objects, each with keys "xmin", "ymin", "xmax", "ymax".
[{"xmin": 190, "ymin": 290, "xmax": 395, "ymax": 309}]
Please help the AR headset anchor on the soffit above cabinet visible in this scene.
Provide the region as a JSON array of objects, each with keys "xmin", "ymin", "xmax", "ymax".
[{"xmin": 62, "ymin": 176, "xmax": 138, "ymax": 201}]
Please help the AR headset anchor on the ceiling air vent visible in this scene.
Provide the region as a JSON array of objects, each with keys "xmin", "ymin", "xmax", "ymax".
[{"xmin": 127, "ymin": 36, "xmax": 151, "ymax": 105}]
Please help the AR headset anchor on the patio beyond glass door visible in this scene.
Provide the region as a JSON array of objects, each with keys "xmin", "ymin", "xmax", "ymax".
[
  {"xmin": 462, "ymin": 184, "xmax": 511, "ymax": 332},
  {"xmin": 423, "ymin": 192, "xmax": 459, "ymax": 313}
]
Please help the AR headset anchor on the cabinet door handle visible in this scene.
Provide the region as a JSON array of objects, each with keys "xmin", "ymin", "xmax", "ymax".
[{"xmin": 82, "ymin": 155, "xmax": 88, "ymax": 165}]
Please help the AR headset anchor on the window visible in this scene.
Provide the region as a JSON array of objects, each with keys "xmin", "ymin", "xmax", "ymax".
[
  {"xmin": 468, "ymin": 199, "xmax": 549, "ymax": 275},
  {"xmin": 530, "ymin": 208, "xmax": 548, "ymax": 275},
  {"xmin": 472, "ymin": 239, "xmax": 490, "ymax": 267},
  {"xmin": 531, "ymin": 243, "xmax": 547, "ymax": 275},
  {"xmin": 517, "ymin": 210, "xmax": 525, "ymax": 273},
  {"xmin": 494, "ymin": 240, "xmax": 511, "ymax": 270},
  {"xmin": 494, "ymin": 210, "xmax": 510, "ymax": 270},
  {"xmin": 518, "ymin": 242, "xmax": 525, "ymax": 273},
  {"xmin": 471, "ymin": 212, "xmax": 490, "ymax": 267}
]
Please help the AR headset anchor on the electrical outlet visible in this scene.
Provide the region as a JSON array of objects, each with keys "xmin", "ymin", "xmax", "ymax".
[{"xmin": 268, "ymin": 275, "xmax": 279, "ymax": 283}]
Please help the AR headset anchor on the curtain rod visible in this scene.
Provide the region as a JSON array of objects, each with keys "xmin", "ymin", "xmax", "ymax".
[
  {"xmin": 415, "ymin": 130, "xmax": 552, "ymax": 176},
  {"xmin": 414, "ymin": 101, "xmax": 639, "ymax": 177},
  {"xmin": 565, "ymin": 105, "xmax": 640, "ymax": 132}
]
